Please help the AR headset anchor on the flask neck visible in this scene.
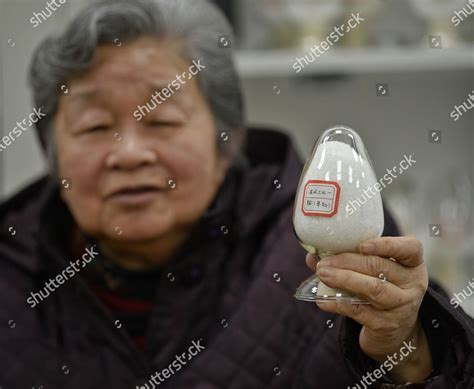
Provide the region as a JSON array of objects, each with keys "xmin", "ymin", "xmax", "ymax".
[{"xmin": 317, "ymin": 250, "xmax": 337, "ymax": 259}]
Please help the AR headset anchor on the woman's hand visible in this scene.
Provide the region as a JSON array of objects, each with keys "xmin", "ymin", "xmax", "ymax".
[{"xmin": 306, "ymin": 236, "xmax": 433, "ymax": 383}]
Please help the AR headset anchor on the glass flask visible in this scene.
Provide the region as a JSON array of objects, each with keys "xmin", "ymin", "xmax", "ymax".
[{"xmin": 293, "ymin": 125, "xmax": 385, "ymax": 303}]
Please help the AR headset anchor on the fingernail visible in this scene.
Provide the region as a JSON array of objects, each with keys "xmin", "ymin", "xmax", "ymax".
[
  {"xmin": 318, "ymin": 266, "xmax": 333, "ymax": 278},
  {"xmin": 316, "ymin": 258, "xmax": 331, "ymax": 270},
  {"xmin": 360, "ymin": 242, "xmax": 375, "ymax": 253}
]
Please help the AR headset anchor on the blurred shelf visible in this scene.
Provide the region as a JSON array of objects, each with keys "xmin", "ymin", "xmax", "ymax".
[{"xmin": 234, "ymin": 46, "xmax": 474, "ymax": 78}]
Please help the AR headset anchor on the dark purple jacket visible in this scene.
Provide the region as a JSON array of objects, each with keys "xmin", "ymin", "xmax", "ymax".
[{"xmin": 0, "ymin": 128, "xmax": 472, "ymax": 388}]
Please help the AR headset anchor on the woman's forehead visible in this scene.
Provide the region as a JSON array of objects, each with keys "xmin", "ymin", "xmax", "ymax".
[
  {"xmin": 59, "ymin": 38, "xmax": 196, "ymax": 111},
  {"xmin": 78, "ymin": 38, "xmax": 189, "ymax": 83}
]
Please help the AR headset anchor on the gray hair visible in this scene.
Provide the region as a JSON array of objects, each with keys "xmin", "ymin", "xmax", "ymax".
[{"xmin": 28, "ymin": 0, "xmax": 246, "ymax": 172}]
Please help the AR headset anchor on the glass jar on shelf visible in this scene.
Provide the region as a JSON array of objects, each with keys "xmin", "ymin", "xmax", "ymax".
[
  {"xmin": 284, "ymin": 0, "xmax": 343, "ymax": 50},
  {"xmin": 335, "ymin": 0, "xmax": 382, "ymax": 47},
  {"xmin": 408, "ymin": 0, "xmax": 467, "ymax": 47}
]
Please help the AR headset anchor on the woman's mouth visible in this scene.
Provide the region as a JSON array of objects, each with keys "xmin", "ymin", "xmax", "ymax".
[{"xmin": 107, "ymin": 186, "xmax": 165, "ymax": 206}]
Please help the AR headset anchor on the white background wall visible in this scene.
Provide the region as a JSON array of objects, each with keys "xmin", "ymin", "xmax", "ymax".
[{"xmin": 1, "ymin": 0, "xmax": 86, "ymax": 196}]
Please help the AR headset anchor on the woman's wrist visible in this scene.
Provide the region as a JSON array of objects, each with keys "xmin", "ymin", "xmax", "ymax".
[{"xmin": 382, "ymin": 320, "xmax": 433, "ymax": 384}]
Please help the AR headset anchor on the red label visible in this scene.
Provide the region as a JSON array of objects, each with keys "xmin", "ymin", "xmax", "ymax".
[{"xmin": 301, "ymin": 180, "xmax": 340, "ymax": 217}]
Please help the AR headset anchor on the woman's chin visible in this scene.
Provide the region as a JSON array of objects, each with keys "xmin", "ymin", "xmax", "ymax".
[{"xmin": 104, "ymin": 219, "xmax": 172, "ymax": 242}]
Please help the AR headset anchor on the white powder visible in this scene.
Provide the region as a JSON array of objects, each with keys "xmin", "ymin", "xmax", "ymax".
[{"xmin": 294, "ymin": 140, "xmax": 384, "ymax": 254}]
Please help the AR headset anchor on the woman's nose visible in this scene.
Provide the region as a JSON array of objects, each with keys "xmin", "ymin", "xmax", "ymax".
[{"xmin": 105, "ymin": 130, "xmax": 158, "ymax": 170}]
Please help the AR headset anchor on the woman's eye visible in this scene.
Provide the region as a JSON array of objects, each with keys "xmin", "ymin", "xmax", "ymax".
[
  {"xmin": 87, "ymin": 125, "xmax": 108, "ymax": 133},
  {"xmin": 149, "ymin": 121, "xmax": 178, "ymax": 128}
]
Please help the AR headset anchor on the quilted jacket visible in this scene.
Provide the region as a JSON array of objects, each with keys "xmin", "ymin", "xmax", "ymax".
[{"xmin": 0, "ymin": 128, "xmax": 473, "ymax": 388}]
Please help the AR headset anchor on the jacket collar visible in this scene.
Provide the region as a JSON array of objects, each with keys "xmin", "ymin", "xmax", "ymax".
[{"xmin": 236, "ymin": 127, "xmax": 303, "ymax": 236}]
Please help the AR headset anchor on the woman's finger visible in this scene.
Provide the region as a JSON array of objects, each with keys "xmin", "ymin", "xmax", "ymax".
[
  {"xmin": 305, "ymin": 253, "xmax": 318, "ymax": 272},
  {"xmin": 316, "ymin": 299, "xmax": 384, "ymax": 329},
  {"xmin": 317, "ymin": 253, "xmax": 412, "ymax": 287},
  {"xmin": 317, "ymin": 265, "xmax": 410, "ymax": 309},
  {"xmin": 359, "ymin": 236, "xmax": 424, "ymax": 267}
]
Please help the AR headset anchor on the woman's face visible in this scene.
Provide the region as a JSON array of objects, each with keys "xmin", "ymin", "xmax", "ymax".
[{"xmin": 54, "ymin": 37, "xmax": 229, "ymax": 245}]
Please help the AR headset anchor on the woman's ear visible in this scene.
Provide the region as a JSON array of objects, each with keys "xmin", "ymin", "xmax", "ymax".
[{"xmin": 216, "ymin": 155, "xmax": 231, "ymax": 185}]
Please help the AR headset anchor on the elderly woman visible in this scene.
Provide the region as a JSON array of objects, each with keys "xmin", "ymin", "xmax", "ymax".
[{"xmin": 0, "ymin": 0, "xmax": 472, "ymax": 388}]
